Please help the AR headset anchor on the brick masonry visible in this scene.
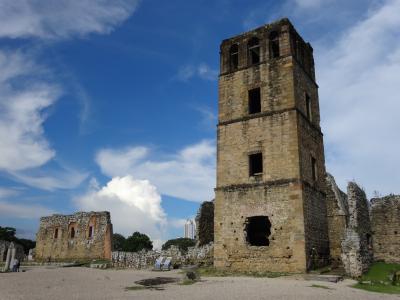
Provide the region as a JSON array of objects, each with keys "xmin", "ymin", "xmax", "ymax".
[
  {"xmin": 214, "ymin": 18, "xmax": 329, "ymax": 273},
  {"xmin": 371, "ymin": 195, "xmax": 400, "ymax": 263},
  {"xmin": 35, "ymin": 211, "xmax": 113, "ymax": 261}
]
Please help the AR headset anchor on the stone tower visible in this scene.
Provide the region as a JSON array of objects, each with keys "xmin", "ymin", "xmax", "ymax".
[{"xmin": 214, "ymin": 18, "xmax": 329, "ymax": 273}]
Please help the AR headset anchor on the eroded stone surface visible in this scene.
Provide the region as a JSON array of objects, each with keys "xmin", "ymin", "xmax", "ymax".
[
  {"xmin": 341, "ymin": 183, "xmax": 372, "ymax": 277},
  {"xmin": 214, "ymin": 18, "xmax": 329, "ymax": 273},
  {"xmin": 35, "ymin": 211, "xmax": 112, "ymax": 261},
  {"xmin": 371, "ymin": 195, "xmax": 400, "ymax": 263}
]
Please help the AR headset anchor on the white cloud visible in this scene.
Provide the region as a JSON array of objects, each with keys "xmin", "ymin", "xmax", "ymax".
[
  {"xmin": 0, "ymin": 50, "xmax": 59, "ymax": 172},
  {"xmin": 96, "ymin": 140, "xmax": 216, "ymax": 202},
  {"xmin": 0, "ymin": 188, "xmax": 19, "ymax": 198},
  {"xmin": 0, "ymin": 0, "xmax": 139, "ymax": 39},
  {"xmin": 10, "ymin": 169, "xmax": 88, "ymax": 191},
  {"xmin": 0, "ymin": 201, "xmax": 55, "ymax": 219},
  {"xmin": 75, "ymin": 176, "xmax": 167, "ymax": 246},
  {"xmin": 316, "ymin": 0, "xmax": 400, "ymax": 196},
  {"xmin": 293, "ymin": 0, "xmax": 332, "ymax": 9},
  {"xmin": 176, "ymin": 63, "xmax": 218, "ymax": 81}
]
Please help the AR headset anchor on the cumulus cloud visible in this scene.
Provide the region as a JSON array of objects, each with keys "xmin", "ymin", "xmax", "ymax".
[
  {"xmin": 75, "ymin": 176, "xmax": 168, "ymax": 247},
  {"xmin": 0, "ymin": 201, "xmax": 55, "ymax": 219},
  {"xmin": 316, "ymin": 0, "xmax": 400, "ymax": 195},
  {"xmin": 176, "ymin": 63, "xmax": 218, "ymax": 81},
  {"xmin": 96, "ymin": 140, "xmax": 216, "ymax": 202},
  {"xmin": 0, "ymin": 0, "xmax": 139, "ymax": 39}
]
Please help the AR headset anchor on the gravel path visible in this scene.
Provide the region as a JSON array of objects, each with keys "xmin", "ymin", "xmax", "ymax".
[{"xmin": 0, "ymin": 267, "xmax": 397, "ymax": 300}]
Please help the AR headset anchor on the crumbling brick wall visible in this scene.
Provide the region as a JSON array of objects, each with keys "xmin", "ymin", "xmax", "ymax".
[
  {"xmin": 35, "ymin": 211, "xmax": 113, "ymax": 262},
  {"xmin": 341, "ymin": 182, "xmax": 372, "ymax": 277},
  {"xmin": 195, "ymin": 201, "xmax": 214, "ymax": 246},
  {"xmin": 371, "ymin": 195, "xmax": 400, "ymax": 263},
  {"xmin": 325, "ymin": 173, "xmax": 348, "ymax": 266}
]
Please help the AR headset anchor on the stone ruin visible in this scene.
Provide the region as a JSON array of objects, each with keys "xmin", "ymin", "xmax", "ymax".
[
  {"xmin": 371, "ymin": 195, "xmax": 400, "ymax": 263},
  {"xmin": 35, "ymin": 211, "xmax": 113, "ymax": 262},
  {"xmin": 1, "ymin": 241, "xmax": 25, "ymax": 271},
  {"xmin": 340, "ymin": 182, "xmax": 373, "ymax": 277},
  {"xmin": 326, "ymin": 174, "xmax": 400, "ymax": 277},
  {"xmin": 112, "ymin": 243, "xmax": 213, "ymax": 269}
]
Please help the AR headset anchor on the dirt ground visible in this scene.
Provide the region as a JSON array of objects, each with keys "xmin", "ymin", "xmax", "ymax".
[{"xmin": 0, "ymin": 266, "xmax": 397, "ymax": 300}]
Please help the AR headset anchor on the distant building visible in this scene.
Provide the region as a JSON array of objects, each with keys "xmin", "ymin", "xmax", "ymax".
[{"xmin": 184, "ymin": 219, "xmax": 196, "ymax": 239}]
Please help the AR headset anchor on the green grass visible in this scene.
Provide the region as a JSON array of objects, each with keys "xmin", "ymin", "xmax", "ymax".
[
  {"xmin": 125, "ymin": 285, "xmax": 147, "ymax": 291},
  {"xmin": 310, "ymin": 284, "xmax": 332, "ymax": 290},
  {"xmin": 197, "ymin": 266, "xmax": 288, "ymax": 278},
  {"xmin": 353, "ymin": 262, "xmax": 400, "ymax": 295},
  {"xmin": 179, "ymin": 279, "xmax": 196, "ymax": 285}
]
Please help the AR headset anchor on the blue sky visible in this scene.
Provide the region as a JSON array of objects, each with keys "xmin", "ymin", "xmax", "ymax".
[{"xmin": 0, "ymin": 0, "xmax": 399, "ymax": 248}]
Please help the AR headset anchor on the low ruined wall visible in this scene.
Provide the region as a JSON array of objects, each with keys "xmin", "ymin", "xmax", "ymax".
[
  {"xmin": 341, "ymin": 182, "xmax": 372, "ymax": 277},
  {"xmin": 371, "ymin": 195, "xmax": 400, "ymax": 263},
  {"xmin": 112, "ymin": 243, "xmax": 213, "ymax": 269}
]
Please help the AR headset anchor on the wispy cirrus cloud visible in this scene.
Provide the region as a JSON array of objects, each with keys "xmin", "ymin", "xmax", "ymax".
[
  {"xmin": 0, "ymin": 0, "xmax": 140, "ymax": 40},
  {"xmin": 0, "ymin": 201, "xmax": 55, "ymax": 219},
  {"xmin": 176, "ymin": 63, "xmax": 218, "ymax": 82},
  {"xmin": 0, "ymin": 1, "xmax": 140, "ymax": 191}
]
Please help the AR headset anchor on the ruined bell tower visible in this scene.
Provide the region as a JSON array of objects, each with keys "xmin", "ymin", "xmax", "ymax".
[{"xmin": 214, "ymin": 18, "xmax": 329, "ymax": 273}]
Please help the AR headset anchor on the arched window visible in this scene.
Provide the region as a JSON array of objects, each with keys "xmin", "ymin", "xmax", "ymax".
[
  {"xmin": 70, "ymin": 227, "xmax": 75, "ymax": 239},
  {"xmin": 54, "ymin": 228, "xmax": 59, "ymax": 239},
  {"xmin": 229, "ymin": 44, "xmax": 239, "ymax": 71},
  {"xmin": 269, "ymin": 31, "xmax": 280, "ymax": 58},
  {"xmin": 248, "ymin": 37, "xmax": 260, "ymax": 65}
]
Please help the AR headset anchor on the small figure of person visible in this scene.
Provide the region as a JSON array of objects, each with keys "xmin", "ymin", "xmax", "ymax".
[{"xmin": 15, "ymin": 259, "xmax": 20, "ymax": 272}]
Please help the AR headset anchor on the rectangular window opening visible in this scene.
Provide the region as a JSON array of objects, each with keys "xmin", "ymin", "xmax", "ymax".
[
  {"xmin": 305, "ymin": 93, "xmax": 312, "ymax": 121},
  {"xmin": 248, "ymin": 88, "xmax": 261, "ymax": 114},
  {"xmin": 54, "ymin": 228, "xmax": 58, "ymax": 239},
  {"xmin": 249, "ymin": 153, "xmax": 263, "ymax": 176},
  {"xmin": 88, "ymin": 226, "xmax": 93, "ymax": 239},
  {"xmin": 311, "ymin": 156, "xmax": 317, "ymax": 181}
]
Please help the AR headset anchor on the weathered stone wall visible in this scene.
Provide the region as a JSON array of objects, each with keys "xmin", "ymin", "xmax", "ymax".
[
  {"xmin": 215, "ymin": 18, "xmax": 329, "ymax": 273},
  {"xmin": 371, "ymin": 195, "xmax": 400, "ymax": 263},
  {"xmin": 35, "ymin": 211, "xmax": 113, "ymax": 262},
  {"xmin": 341, "ymin": 183, "xmax": 372, "ymax": 277},
  {"xmin": 112, "ymin": 243, "xmax": 213, "ymax": 269},
  {"xmin": 195, "ymin": 201, "xmax": 214, "ymax": 246},
  {"xmin": 0, "ymin": 241, "xmax": 25, "ymax": 262},
  {"xmin": 325, "ymin": 173, "xmax": 348, "ymax": 266}
]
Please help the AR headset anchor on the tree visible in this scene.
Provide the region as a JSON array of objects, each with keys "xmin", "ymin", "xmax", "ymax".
[
  {"xmin": 123, "ymin": 232, "xmax": 153, "ymax": 252},
  {"xmin": 112, "ymin": 233, "xmax": 126, "ymax": 251},
  {"xmin": 18, "ymin": 239, "xmax": 36, "ymax": 255},
  {"xmin": 162, "ymin": 238, "xmax": 195, "ymax": 252},
  {"xmin": 0, "ymin": 226, "xmax": 17, "ymax": 242},
  {"xmin": 0, "ymin": 226, "xmax": 35, "ymax": 254}
]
